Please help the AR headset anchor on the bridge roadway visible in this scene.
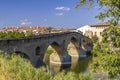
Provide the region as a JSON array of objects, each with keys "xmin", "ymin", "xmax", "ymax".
[{"xmin": 0, "ymin": 32, "xmax": 93, "ymax": 67}]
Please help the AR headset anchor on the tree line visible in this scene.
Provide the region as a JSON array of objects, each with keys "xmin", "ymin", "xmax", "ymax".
[{"xmin": 0, "ymin": 31, "xmax": 34, "ymax": 39}]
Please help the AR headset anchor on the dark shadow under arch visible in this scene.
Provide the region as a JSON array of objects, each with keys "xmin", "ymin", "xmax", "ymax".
[
  {"xmin": 50, "ymin": 42, "xmax": 61, "ymax": 54},
  {"xmin": 14, "ymin": 51, "xmax": 30, "ymax": 60},
  {"xmin": 35, "ymin": 46, "xmax": 41, "ymax": 56},
  {"xmin": 35, "ymin": 46, "xmax": 45, "ymax": 60}
]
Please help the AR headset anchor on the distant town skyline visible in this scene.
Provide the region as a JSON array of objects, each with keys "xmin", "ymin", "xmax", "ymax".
[{"xmin": 0, "ymin": 0, "xmax": 105, "ymax": 28}]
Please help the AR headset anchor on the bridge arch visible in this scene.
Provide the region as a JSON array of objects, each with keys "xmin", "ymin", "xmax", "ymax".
[
  {"xmin": 67, "ymin": 37, "xmax": 79, "ymax": 56},
  {"xmin": 67, "ymin": 37, "xmax": 80, "ymax": 69},
  {"xmin": 43, "ymin": 41, "xmax": 62, "ymax": 65}
]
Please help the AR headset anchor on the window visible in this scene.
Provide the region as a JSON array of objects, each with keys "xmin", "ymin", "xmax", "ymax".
[
  {"xmin": 36, "ymin": 47, "xmax": 40, "ymax": 55},
  {"xmin": 95, "ymin": 32, "xmax": 97, "ymax": 35},
  {"xmin": 100, "ymin": 32, "xmax": 102, "ymax": 35}
]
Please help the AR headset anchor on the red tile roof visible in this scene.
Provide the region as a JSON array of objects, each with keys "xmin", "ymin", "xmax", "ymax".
[
  {"xmin": 90, "ymin": 22, "xmax": 110, "ymax": 27},
  {"xmin": 0, "ymin": 26, "xmax": 50, "ymax": 31}
]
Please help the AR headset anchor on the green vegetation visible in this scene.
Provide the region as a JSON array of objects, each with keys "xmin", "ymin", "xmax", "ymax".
[
  {"xmin": 44, "ymin": 47, "xmax": 54, "ymax": 65},
  {"xmin": 0, "ymin": 31, "xmax": 25, "ymax": 39},
  {"xmin": 25, "ymin": 31, "xmax": 34, "ymax": 37},
  {"xmin": 0, "ymin": 0, "xmax": 119, "ymax": 79},
  {"xmin": 0, "ymin": 52, "xmax": 51, "ymax": 80},
  {"xmin": 90, "ymin": 26, "xmax": 120, "ymax": 78},
  {"xmin": 91, "ymin": 35, "xmax": 98, "ymax": 43},
  {"xmin": 52, "ymin": 71, "xmax": 93, "ymax": 80},
  {"xmin": 76, "ymin": 0, "xmax": 120, "ymax": 79},
  {"xmin": 0, "ymin": 51, "xmax": 94, "ymax": 80},
  {"xmin": 0, "ymin": 31, "xmax": 35, "ymax": 39},
  {"xmin": 0, "ymin": 27, "xmax": 120, "ymax": 79},
  {"xmin": 76, "ymin": 0, "xmax": 120, "ymax": 26}
]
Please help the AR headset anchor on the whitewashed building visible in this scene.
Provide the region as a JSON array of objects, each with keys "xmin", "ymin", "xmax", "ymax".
[
  {"xmin": 76, "ymin": 25, "xmax": 92, "ymax": 35},
  {"xmin": 76, "ymin": 22, "xmax": 110, "ymax": 39}
]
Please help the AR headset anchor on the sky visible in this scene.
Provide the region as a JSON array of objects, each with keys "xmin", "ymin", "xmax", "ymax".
[{"xmin": 0, "ymin": 0, "xmax": 104, "ymax": 28}]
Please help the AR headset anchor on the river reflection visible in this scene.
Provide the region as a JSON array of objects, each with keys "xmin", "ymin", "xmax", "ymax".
[{"xmin": 49, "ymin": 56, "xmax": 92, "ymax": 73}]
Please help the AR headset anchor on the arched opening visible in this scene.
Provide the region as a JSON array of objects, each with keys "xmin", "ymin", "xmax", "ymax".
[
  {"xmin": 67, "ymin": 37, "xmax": 80, "ymax": 69},
  {"xmin": 67, "ymin": 37, "xmax": 79, "ymax": 56},
  {"xmin": 43, "ymin": 42, "xmax": 62, "ymax": 73},
  {"xmin": 35, "ymin": 46, "xmax": 44, "ymax": 59},
  {"xmin": 35, "ymin": 47, "xmax": 41, "ymax": 56},
  {"xmin": 44, "ymin": 42, "xmax": 61, "ymax": 65}
]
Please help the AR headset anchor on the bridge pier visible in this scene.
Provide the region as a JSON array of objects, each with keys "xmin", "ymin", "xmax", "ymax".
[
  {"xmin": 61, "ymin": 52, "xmax": 71, "ymax": 68},
  {"xmin": 31, "ymin": 56, "xmax": 46, "ymax": 68},
  {"xmin": 79, "ymin": 47, "xmax": 87, "ymax": 58},
  {"xmin": 50, "ymin": 48, "xmax": 71, "ymax": 69},
  {"xmin": 49, "ymin": 52, "xmax": 71, "ymax": 73}
]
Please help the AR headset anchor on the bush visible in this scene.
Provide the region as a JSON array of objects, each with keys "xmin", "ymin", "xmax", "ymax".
[
  {"xmin": 0, "ymin": 53, "xmax": 51, "ymax": 80},
  {"xmin": 43, "ymin": 47, "xmax": 53, "ymax": 65},
  {"xmin": 90, "ymin": 26, "xmax": 120, "ymax": 78},
  {"xmin": 91, "ymin": 35, "xmax": 99, "ymax": 43},
  {"xmin": 0, "ymin": 52, "xmax": 94, "ymax": 80}
]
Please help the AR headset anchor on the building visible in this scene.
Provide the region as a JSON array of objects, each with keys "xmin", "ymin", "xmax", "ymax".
[
  {"xmin": 77, "ymin": 25, "xmax": 92, "ymax": 35},
  {"xmin": 0, "ymin": 26, "xmax": 51, "ymax": 35},
  {"xmin": 90, "ymin": 22, "xmax": 110, "ymax": 39},
  {"xmin": 50, "ymin": 28, "xmax": 76, "ymax": 33},
  {"xmin": 77, "ymin": 22, "xmax": 110, "ymax": 40}
]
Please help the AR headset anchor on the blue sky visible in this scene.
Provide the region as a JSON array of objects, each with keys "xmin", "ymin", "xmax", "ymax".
[{"xmin": 0, "ymin": 0, "xmax": 103, "ymax": 28}]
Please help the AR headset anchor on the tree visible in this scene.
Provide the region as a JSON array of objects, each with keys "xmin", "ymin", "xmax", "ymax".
[
  {"xmin": 0, "ymin": 31, "xmax": 25, "ymax": 39},
  {"xmin": 102, "ymin": 25, "xmax": 120, "ymax": 47},
  {"xmin": 25, "ymin": 31, "xmax": 34, "ymax": 37},
  {"xmin": 91, "ymin": 35, "xmax": 99, "ymax": 43},
  {"xmin": 76, "ymin": 1, "xmax": 120, "ymax": 78},
  {"xmin": 76, "ymin": 0, "xmax": 120, "ymax": 26},
  {"xmin": 90, "ymin": 26, "xmax": 120, "ymax": 78}
]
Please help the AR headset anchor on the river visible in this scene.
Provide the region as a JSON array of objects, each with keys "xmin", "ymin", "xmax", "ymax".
[{"xmin": 48, "ymin": 56, "xmax": 92, "ymax": 73}]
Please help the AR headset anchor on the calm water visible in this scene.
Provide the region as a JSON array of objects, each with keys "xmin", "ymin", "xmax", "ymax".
[{"xmin": 49, "ymin": 56, "xmax": 92, "ymax": 73}]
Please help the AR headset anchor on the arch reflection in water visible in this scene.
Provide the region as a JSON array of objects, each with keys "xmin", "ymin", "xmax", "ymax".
[
  {"xmin": 72, "ymin": 56, "xmax": 92, "ymax": 73},
  {"xmin": 37, "ymin": 37, "xmax": 92, "ymax": 73},
  {"xmin": 44, "ymin": 42, "xmax": 62, "ymax": 73},
  {"xmin": 67, "ymin": 37, "xmax": 80, "ymax": 69}
]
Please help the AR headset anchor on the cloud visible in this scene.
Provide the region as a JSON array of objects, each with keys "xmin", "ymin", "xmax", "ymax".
[
  {"xmin": 56, "ymin": 13, "xmax": 64, "ymax": 16},
  {"xmin": 55, "ymin": 6, "xmax": 70, "ymax": 11},
  {"xmin": 20, "ymin": 19, "xmax": 32, "ymax": 25}
]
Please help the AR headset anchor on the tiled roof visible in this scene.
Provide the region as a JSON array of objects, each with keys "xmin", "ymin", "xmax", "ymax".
[
  {"xmin": 0, "ymin": 26, "xmax": 50, "ymax": 31},
  {"xmin": 90, "ymin": 22, "xmax": 110, "ymax": 27}
]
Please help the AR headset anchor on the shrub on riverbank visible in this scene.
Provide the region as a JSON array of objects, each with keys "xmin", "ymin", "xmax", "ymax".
[
  {"xmin": 0, "ymin": 52, "xmax": 51, "ymax": 80},
  {"xmin": 0, "ymin": 51, "xmax": 94, "ymax": 80}
]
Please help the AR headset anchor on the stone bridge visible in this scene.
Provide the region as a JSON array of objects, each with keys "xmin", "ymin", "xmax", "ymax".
[{"xmin": 0, "ymin": 32, "xmax": 93, "ymax": 67}]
